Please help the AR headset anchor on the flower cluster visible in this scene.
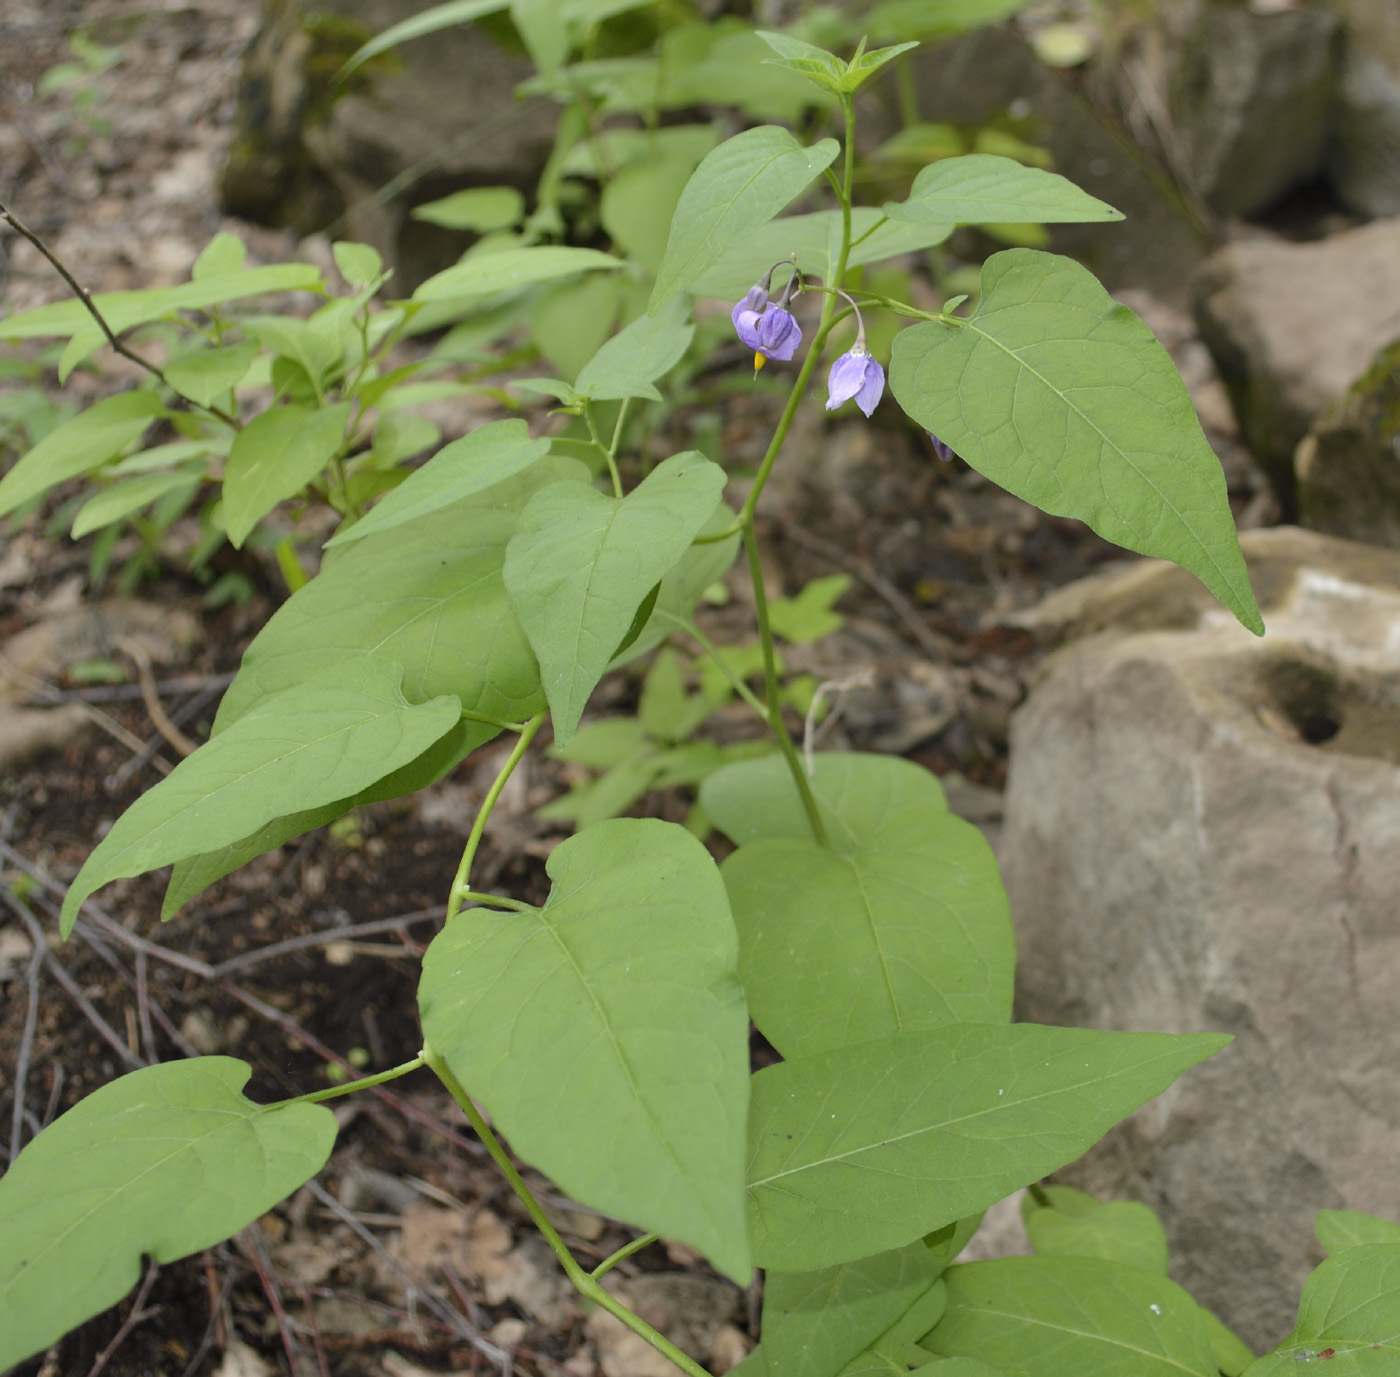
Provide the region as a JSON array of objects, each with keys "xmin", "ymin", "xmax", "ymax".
[{"xmin": 731, "ymin": 270, "xmax": 888, "ymax": 418}]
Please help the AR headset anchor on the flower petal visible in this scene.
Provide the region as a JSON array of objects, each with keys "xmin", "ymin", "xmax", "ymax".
[
  {"xmin": 825, "ymin": 350, "xmax": 869, "ymax": 410},
  {"xmin": 853, "ymin": 359, "xmax": 885, "ymax": 417},
  {"xmin": 733, "ymin": 307, "xmax": 765, "ymax": 351},
  {"xmin": 757, "ymin": 308, "xmax": 801, "ymax": 361}
]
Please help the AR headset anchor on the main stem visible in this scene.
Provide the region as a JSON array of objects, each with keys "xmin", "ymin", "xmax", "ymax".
[
  {"xmin": 734, "ymin": 94, "xmax": 860, "ymax": 850},
  {"xmin": 422, "ymin": 1044, "xmax": 715, "ymax": 1377}
]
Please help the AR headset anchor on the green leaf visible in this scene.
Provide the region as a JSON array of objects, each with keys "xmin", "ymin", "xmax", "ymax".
[
  {"xmin": 223, "ymin": 402, "xmax": 352, "ymax": 547},
  {"xmin": 328, "ymin": 420, "xmax": 549, "ymax": 547},
  {"xmin": 768, "ymin": 573, "xmax": 852, "ymax": 642},
  {"xmin": 746, "ymin": 1024, "xmax": 1230, "ymax": 1270},
  {"xmin": 332, "ymin": 241, "xmax": 384, "ymax": 286},
  {"xmin": 1023, "ymin": 1185, "xmax": 1169, "ymax": 1274},
  {"xmin": 602, "ymin": 154, "xmax": 702, "ymax": 276},
  {"xmin": 650, "ymin": 126, "xmax": 840, "ymax": 313},
  {"xmin": 192, "ymin": 232, "xmax": 247, "ymax": 279},
  {"xmin": 574, "ymin": 296, "xmax": 695, "ymax": 402},
  {"xmin": 214, "ymin": 459, "xmax": 582, "ymax": 731},
  {"xmin": 242, "ymin": 316, "xmax": 341, "ymax": 394},
  {"xmin": 71, "ymin": 470, "xmax": 201, "ymax": 538},
  {"xmin": 721, "ymin": 803, "xmax": 1011, "ymax": 1056},
  {"xmin": 0, "ymin": 1058, "xmax": 335, "ymax": 1371},
  {"xmin": 840, "ymin": 41, "xmax": 921, "ymax": 92},
  {"xmin": 764, "ymin": 1239, "xmax": 945, "ymax": 1377},
  {"xmin": 889, "ymin": 250, "xmax": 1263, "ymax": 635},
  {"xmin": 60, "ymin": 657, "xmax": 461, "ymax": 932},
  {"xmin": 504, "ymin": 451, "xmax": 726, "ymax": 745},
  {"xmin": 411, "ymin": 187, "xmax": 525, "ymax": 232},
  {"xmin": 884, "ymin": 155, "xmax": 1121, "ymax": 225},
  {"xmin": 1198, "ymin": 1307, "xmax": 1256, "ymax": 1376},
  {"xmin": 531, "ymin": 273, "xmax": 623, "ymax": 381},
  {"xmin": 703, "ymin": 751, "xmax": 947, "ymax": 848},
  {"xmin": 867, "ymin": 0, "xmax": 1031, "ymax": 39},
  {"xmin": 419, "ymin": 817, "xmax": 752, "ymax": 1281},
  {"xmin": 1239, "ymin": 1245, "xmax": 1400, "ymax": 1372},
  {"xmin": 339, "ymin": 0, "xmax": 509, "ymax": 76},
  {"xmin": 0, "ymin": 391, "xmax": 164, "ymax": 519},
  {"xmin": 413, "ymin": 246, "xmax": 624, "ymax": 304},
  {"xmin": 926, "ymin": 1256, "xmax": 1219, "ymax": 1376},
  {"xmin": 690, "ymin": 207, "xmax": 952, "ymax": 302},
  {"xmin": 840, "ymin": 1281, "xmax": 950, "ymax": 1375},
  {"xmin": 1316, "ymin": 1210, "xmax": 1400, "ymax": 1256},
  {"xmin": 164, "ymin": 341, "xmax": 260, "ymax": 407}
]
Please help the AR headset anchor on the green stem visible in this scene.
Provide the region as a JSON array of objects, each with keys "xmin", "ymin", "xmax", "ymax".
[
  {"xmin": 745, "ymin": 524, "xmax": 828, "ymax": 847},
  {"xmin": 591, "ymin": 1232, "xmax": 659, "ymax": 1280},
  {"xmin": 279, "ymin": 1054, "xmax": 424, "ymax": 1107},
  {"xmin": 457, "ymin": 890, "xmax": 533, "ymax": 913},
  {"xmin": 585, "ymin": 400, "xmax": 626, "ymax": 498},
  {"xmin": 446, "ymin": 714, "xmax": 545, "ymax": 922},
  {"xmin": 666, "ymin": 614, "xmax": 771, "ymax": 724},
  {"xmin": 421, "ymin": 1044, "xmax": 714, "ymax": 1377}
]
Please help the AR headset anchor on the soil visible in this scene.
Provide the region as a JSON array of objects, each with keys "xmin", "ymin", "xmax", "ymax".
[{"xmin": 0, "ymin": 3, "xmax": 1276, "ymax": 1375}]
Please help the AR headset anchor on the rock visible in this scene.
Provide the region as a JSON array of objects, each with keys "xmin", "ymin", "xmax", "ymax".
[
  {"xmin": 222, "ymin": 1, "xmax": 556, "ymax": 289},
  {"xmin": 1327, "ymin": 0, "xmax": 1400, "ymax": 216},
  {"xmin": 1165, "ymin": 1, "xmax": 1340, "ymax": 217},
  {"xmin": 1295, "ymin": 338, "xmax": 1400, "ymax": 549},
  {"xmin": 1000, "ymin": 526, "xmax": 1400, "ymax": 1349},
  {"xmin": 885, "ymin": 26, "xmax": 1209, "ymax": 307},
  {"xmin": 1193, "ymin": 219, "xmax": 1400, "ymax": 496}
]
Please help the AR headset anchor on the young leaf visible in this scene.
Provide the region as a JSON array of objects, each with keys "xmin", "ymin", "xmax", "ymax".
[
  {"xmin": 763, "ymin": 1239, "xmax": 945, "ymax": 1377},
  {"xmin": 419, "ymin": 818, "xmax": 752, "ymax": 1282},
  {"xmin": 600, "ymin": 153, "xmax": 700, "ymax": 276},
  {"xmin": 702, "ymin": 751, "xmax": 947, "ymax": 848},
  {"xmin": 411, "ymin": 187, "xmax": 525, "ymax": 232},
  {"xmin": 746, "ymin": 1024, "xmax": 1230, "ymax": 1270},
  {"xmin": 768, "ymin": 573, "xmax": 852, "ymax": 643},
  {"xmin": 0, "ymin": 390, "xmax": 164, "ymax": 520},
  {"xmin": 413, "ymin": 246, "xmax": 623, "ymax": 304},
  {"xmin": 192, "ymin": 231, "xmax": 247, "ymax": 278},
  {"xmin": 164, "ymin": 340, "xmax": 259, "ymax": 407},
  {"xmin": 1022, "ymin": 1186, "xmax": 1169, "ymax": 1274},
  {"xmin": 332, "ymin": 241, "xmax": 384, "ymax": 286},
  {"xmin": 213, "ymin": 459, "xmax": 584, "ymax": 731},
  {"xmin": 925, "ymin": 1256, "xmax": 1219, "ymax": 1376},
  {"xmin": 71, "ymin": 470, "xmax": 201, "ymax": 538},
  {"xmin": 326, "ymin": 420, "xmax": 550, "ymax": 547},
  {"xmin": 573, "ymin": 295, "xmax": 695, "ymax": 403},
  {"xmin": 0, "ymin": 1058, "xmax": 335, "ymax": 1372},
  {"xmin": 890, "ymin": 250, "xmax": 1264, "ymax": 635},
  {"xmin": 1238, "ymin": 1244, "xmax": 1400, "ymax": 1372},
  {"xmin": 504, "ymin": 450, "xmax": 726, "ymax": 746},
  {"xmin": 884, "ymin": 154, "xmax": 1122, "ymax": 225},
  {"xmin": 59, "ymin": 657, "xmax": 461, "ymax": 932},
  {"xmin": 339, "ymin": 0, "xmax": 509, "ymax": 76},
  {"xmin": 650, "ymin": 125, "xmax": 839, "ymax": 312},
  {"xmin": 1316, "ymin": 1209, "xmax": 1400, "ymax": 1256},
  {"xmin": 223, "ymin": 402, "xmax": 352, "ymax": 547}
]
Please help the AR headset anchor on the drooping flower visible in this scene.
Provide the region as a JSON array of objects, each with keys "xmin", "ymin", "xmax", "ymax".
[
  {"xmin": 825, "ymin": 344, "xmax": 885, "ymax": 417},
  {"xmin": 928, "ymin": 434, "xmax": 957, "ymax": 463},
  {"xmin": 733, "ymin": 260, "xmax": 803, "ymax": 368}
]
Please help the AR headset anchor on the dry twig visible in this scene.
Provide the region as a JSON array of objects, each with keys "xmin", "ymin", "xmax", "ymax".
[{"xmin": 85, "ymin": 1257, "xmax": 161, "ymax": 1377}]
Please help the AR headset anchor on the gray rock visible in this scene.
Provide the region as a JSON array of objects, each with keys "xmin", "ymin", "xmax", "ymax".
[
  {"xmin": 1167, "ymin": 1, "xmax": 1340, "ymax": 217},
  {"xmin": 883, "ymin": 26, "xmax": 1210, "ymax": 307},
  {"xmin": 222, "ymin": 1, "xmax": 556, "ymax": 289},
  {"xmin": 1001, "ymin": 526, "xmax": 1400, "ymax": 1349},
  {"xmin": 1296, "ymin": 337, "xmax": 1400, "ymax": 548},
  {"xmin": 1193, "ymin": 219, "xmax": 1400, "ymax": 496},
  {"xmin": 1327, "ymin": 0, "xmax": 1400, "ymax": 216}
]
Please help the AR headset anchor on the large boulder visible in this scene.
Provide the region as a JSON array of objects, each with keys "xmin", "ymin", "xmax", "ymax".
[
  {"xmin": 222, "ymin": 0, "xmax": 556, "ymax": 289},
  {"xmin": 1325, "ymin": 0, "xmax": 1400, "ymax": 216},
  {"xmin": 1001, "ymin": 526, "xmax": 1400, "ymax": 1350},
  {"xmin": 1193, "ymin": 219, "xmax": 1400, "ymax": 498},
  {"xmin": 1295, "ymin": 337, "xmax": 1400, "ymax": 548},
  {"xmin": 1166, "ymin": 0, "xmax": 1340, "ymax": 217}
]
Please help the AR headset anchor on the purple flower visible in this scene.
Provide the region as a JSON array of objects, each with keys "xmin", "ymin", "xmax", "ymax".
[
  {"xmin": 825, "ymin": 345, "xmax": 885, "ymax": 417},
  {"xmin": 734, "ymin": 302, "xmax": 802, "ymax": 365},
  {"xmin": 928, "ymin": 434, "xmax": 957, "ymax": 463},
  {"xmin": 730, "ymin": 282, "xmax": 769, "ymax": 340}
]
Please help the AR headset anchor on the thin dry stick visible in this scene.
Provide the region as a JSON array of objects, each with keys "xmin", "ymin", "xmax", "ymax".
[
  {"xmin": 9, "ymin": 922, "xmax": 45, "ymax": 1162},
  {"xmin": 241, "ymin": 1224, "xmax": 301, "ymax": 1377},
  {"xmin": 304, "ymin": 1180, "xmax": 509, "ymax": 1370},
  {"xmin": 782, "ymin": 520, "xmax": 956, "ymax": 662},
  {"xmin": 178, "ymin": 1262, "xmax": 237, "ymax": 1377},
  {"xmin": 211, "ymin": 909, "xmax": 440, "ymax": 978},
  {"xmin": 2, "ymin": 886, "xmax": 143, "ymax": 1071},
  {"xmin": 86, "ymin": 1257, "xmax": 161, "ymax": 1377},
  {"xmin": 133, "ymin": 946, "xmax": 158, "ymax": 1063},
  {"xmin": 17, "ymin": 670, "xmax": 236, "ymax": 707},
  {"xmin": 115, "ymin": 635, "xmax": 197, "ymax": 757},
  {"xmin": 297, "ymin": 1282, "xmax": 332, "ymax": 1377},
  {"xmin": 0, "ymin": 199, "xmax": 239, "ymax": 428},
  {"xmin": 107, "ymin": 680, "xmax": 225, "ymax": 791}
]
